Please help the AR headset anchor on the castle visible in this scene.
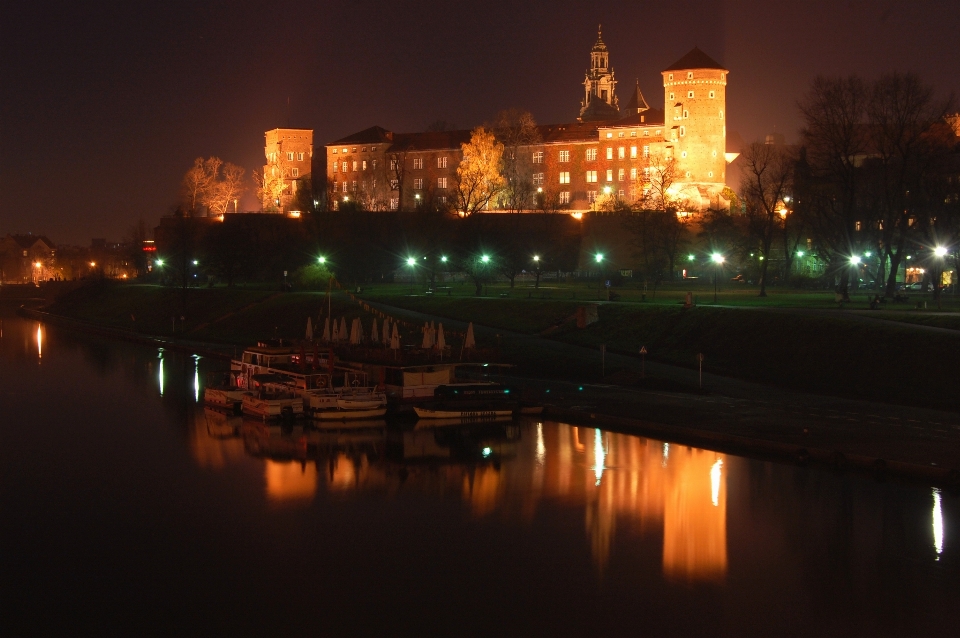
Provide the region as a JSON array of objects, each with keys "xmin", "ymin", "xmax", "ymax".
[{"xmin": 269, "ymin": 31, "xmax": 733, "ymax": 214}]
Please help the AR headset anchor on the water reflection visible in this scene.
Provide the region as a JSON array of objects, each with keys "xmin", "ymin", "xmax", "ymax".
[
  {"xmin": 36, "ymin": 324, "xmax": 42, "ymax": 360},
  {"xmin": 190, "ymin": 412, "xmax": 728, "ymax": 580},
  {"xmin": 934, "ymin": 488, "xmax": 944, "ymax": 558}
]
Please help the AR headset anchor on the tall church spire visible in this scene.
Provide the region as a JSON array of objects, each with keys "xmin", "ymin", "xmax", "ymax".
[{"xmin": 579, "ymin": 27, "xmax": 619, "ymax": 122}]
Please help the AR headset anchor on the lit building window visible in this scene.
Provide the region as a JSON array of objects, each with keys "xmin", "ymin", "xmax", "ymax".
[
  {"xmin": 630, "ymin": 146, "xmax": 637, "ymax": 158},
  {"xmin": 342, "ymin": 182, "xmax": 347, "ymax": 193},
  {"xmin": 618, "ymin": 147, "xmax": 625, "ymax": 159},
  {"xmin": 559, "ymin": 150, "xmax": 570, "ymax": 162},
  {"xmin": 333, "ymin": 163, "xmax": 338, "ymax": 173},
  {"xmin": 559, "ymin": 172, "xmax": 570, "ymax": 184},
  {"xmin": 679, "ymin": 126, "xmax": 686, "ymax": 137},
  {"xmin": 341, "ymin": 162, "xmax": 347, "ymax": 172},
  {"xmin": 351, "ymin": 180, "xmax": 357, "ymax": 191},
  {"xmin": 437, "ymin": 157, "xmax": 448, "ymax": 168},
  {"xmin": 352, "ymin": 161, "xmax": 358, "ymax": 171},
  {"xmin": 292, "ymin": 168, "xmax": 299, "ymax": 177},
  {"xmin": 618, "ymin": 131, "xmax": 624, "ymax": 138},
  {"xmin": 683, "ymin": 110, "xmax": 689, "ymax": 119},
  {"xmin": 668, "ymin": 73, "xmax": 674, "ymax": 81},
  {"xmin": 332, "ymin": 148, "xmax": 338, "ymax": 154},
  {"xmin": 644, "ymin": 130, "xmax": 650, "ymax": 137},
  {"xmin": 709, "ymin": 91, "xmax": 715, "ymax": 99},
  {"xmin": 687, "ymin": 72, "xmax": 693, "ymax": 79},
  {"xmin": 669, "ymin": 92, "xmax": 675, "ymax": 101},
  {"xmin": 362, "ymin": 160, "xmax": 367, "ymax": 170},
  {"xmin": 287, "ymin": 152, "xmax": 294, "ymax": 160},
  {"xmin": 630, "ymin": 167, "xmax": 637, "ymax": 180},
  {"xmin": 618, "ymin": 189, "xmax": 625, "ymax": 197},
  {"xmin": 588, "ymin": 191, "xmax": 597, "ymax": 203},
  {"xmin": 630, "ymin": 131, "xmax": 637, "ymax": 137},
  {"xmin": 533, "ymin": 172, "xmax": 544, "ymax": 185},
  {"xmin": 390, "ymin": 198, "xmax": 398, "ymax": 210},
  {"xmin": 413, "ymin": 158, "xmax": 423, "ymax": 169},
  {"xmin": 618, "ymin": 168, "xmax": 625, "ymax": 181},
  {"xmin": 586, "ymin": 148, "xmax": 597, "ymax": 161},
  {"xmin": 414, "ymin": 178, "xmax": 423, "ymax": 189},
  {"xmin": 297, "ymin": 152, "xmax": 305, "ymax": 161},
  {"xmin": 586, "ymin": 170, "xmax": 598, "ymax": 183},
  {"xmin": 719, "ymin": 110, "xmax": 724, "ymax": 119},
  {"xmin": 606, "ymin": 169, "xmax": 613, "ymax": 181},
  {"xmin": 532, "ymin": 151, "xmax": 544, "ymax": 164},
  {"xmin": 559, "ymin": 191, "xmax": 570, "ymax": 204},
  {"xmin": 687, "ymin": 91, "xmax": 694, "ymax": 99},
  {"xmin": 606, "ymin": 147, "xmax": 613, "ymax": 160},
  {"xmin": 438, "ymin": 177, "xmax": 447, "ymax": 189}
]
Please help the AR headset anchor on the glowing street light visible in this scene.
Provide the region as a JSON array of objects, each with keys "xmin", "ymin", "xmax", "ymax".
[
  {"xmin": 90, "ymin": 261, "xmax": 96, "ymax": 267},
  {"xmin": 192, "ymin": 260, "xmax": 199, "ymax": 266},
  {"xmin": 796, "ymin": 251, "xmax": 804, "ymax": 258},
  {"xmin": 34, "ymin": 262, "xmax": 42, "ymax": 268},
  {"xmin": 865, "ymin": 251, "xmax": 872, "ymax": 257},
  {"xmin": 688, "ymin": 254, "xmax": 695, "ymax": 261},
  {"xmin": 406, "ymin": 257, "xmax": 416, "ymax": 266},
  {"xmin": 935, "ymin": 246, "xmax": 948, "ymax": 257},
  {"xmin": 440, "ymin": 256, "xmax": 448, "ymax": 263},
  {"xmin": 850, "ymin": 255, "xmax": 861, "ymax": 265},
  {"xmin": 711, "ymin": 253, "xmax": 725, "ymax": 303},
  {"xmin": 481, "ymin": 255, "xmax": 490, "ymax": 264},
  {"xmin": 533, "ymin": 255, "xmax": 540, "ymax": 262},
  {"xmin": 317, "ymin": 256, "xmax": 326, "ymax": 264},
  {"xmin": 155, "ymin": 258, "xmax": 164, "ymax": 267},
  {"xmin": 595, "ymin": 253, "xmax": 604, "ymax": 263},
  {"xmin": 603, "ymin": 186, "xmax": 612, "ymax": 195},
  {"xmin": 711, "ymin": 253, "xmax": 724, "ymax": 264}
]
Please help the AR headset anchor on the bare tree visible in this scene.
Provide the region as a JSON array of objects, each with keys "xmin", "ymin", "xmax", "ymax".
[
  {"xmin": 256, "ymin": 151, "xmax": 289, "ymax": 211},
  {"xmin": 454, "ymin": 127, "xmax": 505, "ymax": 218},
  {"xmin": 492, "ymin": 109, "xmax": 541, "ymax": 213},
  {"xmin": 797, "ymin": 75, "xmax": 869, "ymax": 298},
  {"xmin": 202, "ymin": 162, "xmax": 246, "ymax": 215},
  {"xmin": 181, "ymin": 157, "xmax": 221, "ymax": 214},
  {"xmin": 740, "ymin": 142, "xmax": 794, "ymax": 296}
]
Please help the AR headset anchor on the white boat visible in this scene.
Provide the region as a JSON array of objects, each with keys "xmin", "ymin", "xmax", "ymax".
[
  {"xmin": 241, "ymin": 375, "xmax": 304, "ymax": 420},
  {"xmin": 204, "ymin": 387, "xmax": 246, "ymax": 414},
  {"xmin": 414, "ymin": 407, "xmax": 514, "ymax": 419},
  {"xmin": 315, "ymin": 387, "xmax": 388, "ymax": 421}
]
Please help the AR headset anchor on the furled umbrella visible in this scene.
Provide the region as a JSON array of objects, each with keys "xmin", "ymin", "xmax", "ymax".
[
  {"xmin": 382, "ymin": 318, "xmax": 391, "ymax": 345},
  {"xmin": 331, "ymin": 317, "xmax": 339, "ymax": 342},
  {"xmin": 322, "ymin": 317, "xmax": 331, "ymax": 342},
  {"xmin": 436, "ymin": 323, "xmax": 445, "ymax": 359},
  {"xmin": 390, "ymin": 323, "xmax": 400, "ymax": 350},
  {"xmin": 371, "ymin": 317, "xmax": 379, "ymax": 344},
  {"xmin": 421, "ymin": 322, "xmax": 432, "ymax": 349},
  {"xmin": 305, "ymin": 317, "xmax": 313, "ymax": 341},
  {"xmin": 339, "ymin": 317, "xmax": 348, "ymax": 342},
  {"xmin": 464, "ymin": 322, "xmax": 476, "ymax": 349}
]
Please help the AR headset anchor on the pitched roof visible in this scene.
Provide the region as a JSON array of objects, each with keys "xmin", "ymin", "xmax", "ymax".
[
  {"xmin": 389, "ymin": 129, "xmax": 472, "ymax": 152},
  {"xmin": 622, "ymin": 81, "xmax": 650, "ymax": 114},
  {"xmin": 5, "ymin": 234, "xmax": 55, "ymax": 250},
  {"xmin": 329, "ymin": 126, "xmax": 394, "ymax": 145},
  {"xmin": 615, "ymin": 108, "xmax": 665, "ymax": 127},
  {"xmin": 663, "ymin": 47, "xmax": 726, "ymax": 72},
  {"xmin": 579, "ymin": 98, "xmax": 621, "ymax": 123}
]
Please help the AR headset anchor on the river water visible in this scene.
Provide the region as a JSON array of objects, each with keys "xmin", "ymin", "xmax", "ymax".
[{"xmin": 1, "ymin": 307, "xmax": 957, "ymax": 636}]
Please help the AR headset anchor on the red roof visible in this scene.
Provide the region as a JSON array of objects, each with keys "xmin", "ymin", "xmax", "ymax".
[{"xmin": 663, "ymin": 47, "xmax": 725, "ymax": 72}]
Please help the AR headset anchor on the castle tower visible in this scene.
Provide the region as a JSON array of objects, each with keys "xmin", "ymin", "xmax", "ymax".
[
  {"xmin": 579, "ymin": 27, "xmax": 620, "ymax": 122},
  {"xmin": 661, "ymin": 47, "xmax": 727, "ymax": 187}
]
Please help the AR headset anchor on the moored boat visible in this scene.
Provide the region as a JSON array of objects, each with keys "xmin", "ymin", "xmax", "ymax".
[
  {"xmin": 204, "ymin": 387, "xmax": 246, "ymax": 415},
  {"xmin": 241, "ymin": 375, "xmax": 304, "ymax": 420}
]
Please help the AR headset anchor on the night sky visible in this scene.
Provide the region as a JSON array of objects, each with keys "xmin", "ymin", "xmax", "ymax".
[{"xmin": 2, "ymin": 0, "xmax": 957, "ymax": 244}]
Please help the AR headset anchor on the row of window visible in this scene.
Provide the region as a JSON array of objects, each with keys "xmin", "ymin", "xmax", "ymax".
[
  {"xmin": 537, "ymin": 145, "xmax": 652, "ymax": 163},
  {"xmin": 268, "ymin": 151, "xmax": 307, "ymax": 162},
  {"xmin": 602, "ymin": 129, "xmax": 662, "ymax": 139},
  {"xmin": 667, "ymin": 90, "xmax": 717, "ymax": 101},
  {"xmin": 666, "ymin": 72, "xmax": 725, "ymax": 82},
  {"xmin": 331, "ymin": 146, "xmax": 379, "ymax": 154}
]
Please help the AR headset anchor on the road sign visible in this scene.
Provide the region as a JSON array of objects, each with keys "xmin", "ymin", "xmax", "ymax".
[
  {"xmin": 697, "ymin": 353, "xmax": 705, "ymax": 362},
  {"xmin": 639, "ymin": 346, "xmax": 647, "ymax": 355}
]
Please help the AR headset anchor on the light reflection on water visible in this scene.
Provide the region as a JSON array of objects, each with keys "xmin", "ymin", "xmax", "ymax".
[{"xmin": 5, "ymin": 309, "xmax": 960, "ymax": 634}]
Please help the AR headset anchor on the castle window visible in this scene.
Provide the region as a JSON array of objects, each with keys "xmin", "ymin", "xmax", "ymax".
[
  {"xmin": 362, "ymin": 160, "xmax": 367, "ymax": 170},
  {"xmin": 606, "ymin": 148, "xmax": 613, "ymax": 160},
  {"xmin": 298, "ymin": 152, "xmax": 305, "ymax": 161},
  {"xmin": 618, "ymin": 147, "xmax": 625, "ymax": 159},
  {"xmin": 606, "ymin": 132, "xmax": 613, "ymax": 138},
  {"xmin": 668, "ymin": 73, "xmax": 674, "ymax": 81},
  {"xmin": 292, "ymin": 168, "xmax": 299, "ymax": 177},
  {"xmin": 413, "ymin": 158, "xmax": 423, "ymax": 169},
  {"xmin": 351, "ymin": 180, "xmax": 357, "ymax": 191},
  {"xmin": 679, "ymin": 126, "xmax": 686, "ymax": 137},
  {"xmin": 438, "ymin": 157, "xmax": 448, "ymax": 169},
  {"xmin": 630, "ymin": 131, "xmax": 637, "ymax": 137},
  {"xmin": 342, "ymin": 182, "xmax": 347, "ymax": 192},
  {"xmin": 352, "ymin": 147, "xmax": 357, "ymax": 153},
  {"xmin": 533, "ymin": 173, "xmax": 544, "ymax": 186},
  {"xmin": 414, "ymin": 178, "xmax": 423, "ymax": 190},
  {"xmin": 669, "ymin": 92, "xmax": 675, "ymax": 101},
  {"xmin": 618, "ymin": 168, "xmax": 625, "ymax": 181},
  {"xmin": 361, "ymin": 147, "xmax": 366, "ymax": 152},
  {"xmin": 708, "ymin": 172, "xmax": 714, "ymax": 178},
  {"xmin": 685, "ymin": 172, "xmax": 691, "ymax": 178},
  {"xmin": 618, "ymin": 132, "xmax": 624, "ymax": 138},
  {"xmin": 559, "ymin": 172, "xmax": 570, "ymax": 184},
  {"xmin": 681, "ymin": 150, "xmax": 687, "ymax": 157},
  {"xmin": 559, "ymin": 191, "xmax": 570, "ymax": 204},
  {"xmin": 352, "ymin": 161, "xmax": 358, "ymax": 171},
  {"xmin": 630, "ymin": 167, "xmax": 637, "ymax": 180},
  {"xmin": 286, "ymin": 152, "xmax": 294, "ymax": 161},
  {"xmin": 709, "ymin": 91, "xmax": 715, "ymax": 99},
  {"xmin": 342, "ymin": 162, "xmax": 348, "ymax": 172},
  {"xmin": 644, "ymin": 130, "xmax": 650, "ymax": 136},
  {"xmin": 630, "ymin": 146, "xmax": 637, "ymax": 158},
  {"xmin": 559, "ymin": 150, "xmax": 570, "ymax": 162},
  {"xmin": 332, "ymin": 148, "xmax": 338, "ymax": 154},
  {"xmin": 719, "ymin": 110, "xmax": 724, "ymax": 119},
  {"xmin": 390, "ymin": 198, "xmax": 398, "ymax": 210},
  {"xmin": 606, "ymin": 169, "xmax": 613, "ymax": 181},
  {"xmin": 533, "ymin": 151, "xmax": 544, "ymax": 164},
  {"xmin": 586, "ymin": 171, "xmax": 598, "ymax": 183},
  {"xmin": 618, "ymin": 189, "xmax": 625, "ymax": 197},
  {"xmin": 342, "ymin": 148, "xmax": 348, "ymax": 154},
  {"xmin": 643, "ymin": 146, "xmax": 649, "ymax": 157},
  {"xmin": 588, "ymin": 191, "xmax": 598, "ymax": 203},
  {"xmin": 586, "ymin": 148, "xmax": 597, "ymax": 161},
  {"xmin": 438, "ymin": 177, "xmax": 447, "ymax": 189},
  {"xmin": 687, "ymin": 91, "xmax": 694, "ymax": 99},
  {"xmin": 655, "ymin": 130, "xmax": 661, "ymax": 135},
  {"xmin": 438, "ymin": 196, "xmax": 447, "ymax": 205},
  {"xmin": 333, "ymin": 163, "xmax": 338, "ymax": 173},
  {"xmin": 683, "ymin": 110, "xmax": 689, "ymax": 119}
]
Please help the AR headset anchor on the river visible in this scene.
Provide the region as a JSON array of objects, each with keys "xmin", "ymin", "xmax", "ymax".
[{"xmin": 1, "ymin": 307, "xmax": 957, "ymax": 636}]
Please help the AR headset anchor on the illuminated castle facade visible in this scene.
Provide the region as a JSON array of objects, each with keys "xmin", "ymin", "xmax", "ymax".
[{"xmin": 323, "ymin": 32, "xmax": 731, "ymax": 213}]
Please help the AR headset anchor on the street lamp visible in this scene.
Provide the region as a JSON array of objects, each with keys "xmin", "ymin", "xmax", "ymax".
[
  {"xmin": 934, "ymin": 246, "xmax": 948, "ymax": 308},
  {"xmin": 481, "ymin": 255, "xmax": 490, "ymax": 264},
  {"xmin": 155, "ymin": 258, "xmax": 164, "ymax": 267},
  {"xmin": 192, "ymin": 260, "xmax": 199, "ymax": 266},
  {"xmin": 595, "ymin": 253, "xmax": 604, "ymax": 263},
  {"xmin": 711, "ymin": 253, "xmax": 725, "ymax": 303},
  {"xmin": 850, "ymin": 255, "xmax": 861, "ymax": 265},
  {"xmin": 935, "ymin": 246, "xmax": 948, "ymax": 257},
  {"xmin": 406, "ymin": 257, "xmax": 416, "ymax": 266},
  {"xmin": 440, "ymin": 255, "xmax": 448, "ymax": 263},
  {"xmin": 688, "ymin": 254, "xmax": 695, "ymax": 261},
  {"xmin": 317, "ymin": 256, "xmax": 326, "ymax": 265}
]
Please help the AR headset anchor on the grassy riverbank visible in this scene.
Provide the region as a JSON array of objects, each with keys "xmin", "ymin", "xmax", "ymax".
[{"xmin": 41, "ymin": 281, "xmax": 960, "ymax": 410}]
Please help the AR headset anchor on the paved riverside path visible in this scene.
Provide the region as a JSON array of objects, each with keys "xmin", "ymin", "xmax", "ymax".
[{"xmin": 364, "ymin": 297, "xmax": 960, "ymax": 476}]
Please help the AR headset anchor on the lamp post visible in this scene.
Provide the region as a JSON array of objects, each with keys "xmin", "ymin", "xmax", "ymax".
[
  {"xmin": 711, "ymin": 253, "xmax": 725, "ymax": 303},
  {"xmin": 934, "ymin": 246, "xmax": 948, "ymax": 309},
  {"xmin": 533, "ymin": 255, "xmax": 541, "ymax": 289}
]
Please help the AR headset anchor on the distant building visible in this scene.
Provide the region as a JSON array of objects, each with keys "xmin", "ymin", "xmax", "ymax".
[
  {"xmin": 0, "ymin": 234, "xmax": 57, "ymax": 283},
  {"xmin": 323, "ymin": 33, "xmax": 732, "ymax": 214},
  {"xmin": 262, "ymin": 128, "xmax": 314, "ymax": 212}
]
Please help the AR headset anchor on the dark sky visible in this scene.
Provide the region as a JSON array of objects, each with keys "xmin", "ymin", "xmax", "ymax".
[{"xmin": 2, "ymin": 0, "xmax": 958, "ymax": 244}]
